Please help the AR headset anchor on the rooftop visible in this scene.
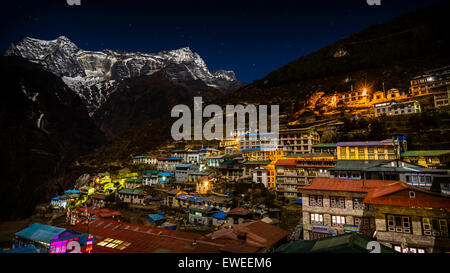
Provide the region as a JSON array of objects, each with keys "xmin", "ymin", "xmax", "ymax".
[
  {"xmin": 363, "ymin": 181, "xmax": 450, "ymax": 208},
  {"xmin": 337, "ymin": 140, "xmax": 397, "ymax": 147},
  {"xmin": 298, "ymin": 177, "xmax": 395, "ymax": 193},
  {"xmin": 402, "ymin": 150, "xmax": 450, "ymax": 157}
]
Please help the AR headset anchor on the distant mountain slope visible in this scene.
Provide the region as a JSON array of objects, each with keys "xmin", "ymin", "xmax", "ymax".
[
  {"xmin": 92, "ymin": 71, "xmax": 222, "ymax": 140},
  {"xmin": 6, "ymin": 37, "xmax": 243, "ymax": 115},
  {"xmin": 226, "ymin": 1, "xmax": 450, "ymax": 115},
  {"xmin": 0, "ymin": 56, "xmax": 105, "ymax": 220}
]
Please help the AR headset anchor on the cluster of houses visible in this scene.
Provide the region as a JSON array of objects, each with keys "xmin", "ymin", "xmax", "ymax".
[{"xmin": 304, "ymin": 66, "xmax": 450, "ymax": 118}]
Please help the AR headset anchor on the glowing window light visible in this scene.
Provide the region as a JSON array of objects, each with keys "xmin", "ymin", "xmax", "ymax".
[{"xmin": 97, "ymin": 238, "xmax": 131, "ymax": 250}]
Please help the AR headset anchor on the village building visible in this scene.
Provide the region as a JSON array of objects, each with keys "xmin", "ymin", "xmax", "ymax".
[
  {"xmin": 157, "ymin": 157, "xmax": 183, "ymax": 172},
  {"xmin": 91, "ymin": 193, "xmax": 110, "ymax": 208},
  {"xmin": 329, "ymin": 159, "xmax": 447, "ymax": 188},
  {"xmin": 164, "ymin": 189, "xmax": 187, "ymax": 207},
  {"xmin": 173, "ymin": 194, "xmax": 205, "ymax": 209},
  {"xmin": 401, "ymin": 150, "xmax": 450, "ymax": 169},
  {"xmin": 205, "ymin": 220, "xmax": 289, "ymax": 253},
  {"xmin": 51, "ymin": 195, "xmax": 71, "ymax": 209},
  {"xmin": 241, "ymin": 148, "xmax": 285, "ymax": 162},
  {"xmin": 117, "ymin": 188, "xmax": 145, "ymax": 205},
  {"xmin": 312, "ymin": 143, "xmax": 337, "ymax": 155},
  {"xmin": 189, "ymin": 206, "xmax": 220, "ymax": 225},
  {"xmin": 204, "ymin": 195, "xmax": 232, "ymax": 211},
  {"xmin": 241, "ymin": 160, "xmax": 271, "ymax": 180},
  {"xmin": 275, "ymin": 154, "xmax": 335, "ymax": 199},
  {"xmin": 336, "ymin": 139, "xmax": 400, "ymax": 161},
  {"xmin": 253, "ymin": 166, "xmax": 270, "ymax": 188},
  {"xmin": 13, "ymin": 223, "xmax": 88, "ymax": 253},
  {"xmin": 207, "ymin": 155, "xmax": 225, "ymax": 167},
  {"xmin": 374, "ymin": 100, "xmax": 421, "ymax": 117},
  {"xmin": 432, "ymin": 84, "xmax": 450, "ymax": 107},
  {"xmin": 363, "ymin": 182, "xmax": 450, "ymax": 253},
  {"xmin": 175, "ymin": 163, "xmax": 198, "ymax": 183},
  {"xmin": 278, "ymin": 128, "xmax": 320, "ymax": 154},
  {"xmin": 409, "ymin": 66, "xmax": 450, "ymax": 97},
  {"xmin": 226, "ymin": 207, "xmax": 253, "ymax": 225},
  {"xmin": 298, "ymin": 177, "xmax": 393, "ymax": 240},
  {"xmin": 124, "ymin": 178, "xmax": 143, "ymax": 189},
  {"xmin": 196, "ymin": 178, "xmax": 212, "ymax": 194},
  {"xmin": 132, "ymin": 155, "xmax": 157, "ymax": 165},
  {"xmin": 142, "ymin": 170, "xmax": 161, "ymax": 186},
  {"xmin": 156, "ymin": 172, "xmax": 175, "ymax": 187},
  {"xmin": 218, "ymin": 156, "xmax": 244, "ymax": 182}
]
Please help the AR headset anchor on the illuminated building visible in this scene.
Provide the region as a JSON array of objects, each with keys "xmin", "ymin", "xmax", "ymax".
[
  {"xmin": 142, "ymin": 169, "xmax": 161, "ymax": 186},
  {"xmin": 432, "ymin": 84, "xmax": 450, "ymax": 107},
  {"xmin": 278, "ymin": 128, "xmax": 320, "ymax": 154},
  {"xmin": 275, "ymin": 153, "xmax": 335, "ymax": 199},
  {"xmin": 364, "ymin": 182, "xmax": 450, "ymax": 253},
  {"xmin": 252, "ymin": 166, "xmax": 270, "ymax": 188},
  {"xmin": 312, "ymin": 143, "xmax": 337, "ymax": 155},
  {"xmin": 242, "ymin": 148, "xmax": 285, "ymax": 162},
  {"xmin": 117, "ymin": 188, "xmax": 145, "ymax": 204},
  {"xmin": 124, "ymin": 178, "xmax": 143, "ymax": 189},
  {"xmin": 206, "ymin": 155, "xmax": 225, "ymax": 167},
  {"xmin": 374, "ymin": 100, "xmax": 421, "ymax": 117},
  {"xmin": 401, "ymin": 150, "xmax": 450, "ymax": 169},
  {"xmin": 157, "ymin": 172, "xmax": 175, "ymax": 186},
  {"xmin": 242, "ymin": 160, "xmax": 271, "ymax": 180},
  {"xmin": 410, "ymin": 66, "xmax": 450, "ymax": 96},
  {"xmin": 132, "ymin": 155, "xmax": 157, "ymax": 165},
  {"xmin": 157, "ymin": 157, "xmax": 183, "ymax": 172},
  {"xmin": 298, "ymin": 178, "xmax": 393, "ymax": 240},
  {"xmin": 337, "ymin": 139, "xmax": 400, "ymax": 161},
  {"xmin": 13, "ymin": 223, "xmax": 89, "ymax": 253},
  {"xmin": 329, "ymin": 159, "xmax": 447, "ymax": 188}
]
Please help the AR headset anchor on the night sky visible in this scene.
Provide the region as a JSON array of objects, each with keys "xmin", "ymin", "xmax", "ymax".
[{"xmin": 0, "ymin": 0, "xmax": 443, "ymax": 83}]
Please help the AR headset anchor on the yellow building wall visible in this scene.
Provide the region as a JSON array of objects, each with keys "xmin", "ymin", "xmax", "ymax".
[{"xmin": 337, "ymin": 146, "xmax": 397, "ymax": 160}]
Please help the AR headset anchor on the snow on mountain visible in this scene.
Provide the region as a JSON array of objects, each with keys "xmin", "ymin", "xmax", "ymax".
[{"xmin": 6, "ymin": 36, "xmax": 243, "ymax": 115}]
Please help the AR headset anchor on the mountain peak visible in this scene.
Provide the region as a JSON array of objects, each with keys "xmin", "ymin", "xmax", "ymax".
[{"xmin": 7, "ymin": 36, "xmax": 243, "ymax": 114}]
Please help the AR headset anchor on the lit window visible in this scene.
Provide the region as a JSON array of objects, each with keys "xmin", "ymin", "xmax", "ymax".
[{"xmin": 97, "ymin": 238, "xmax": 131, "ymax": 250}]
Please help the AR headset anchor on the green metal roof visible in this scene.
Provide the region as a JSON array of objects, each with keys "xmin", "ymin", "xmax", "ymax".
[
  {"xmin": 119, "ymin": 188, "xmax": 143, "ymax": 195},
  {"xmin": 277, "ymin": 233, "xmax": 396, "ymax": 253},
  {"xmin": 242, "ymin": 160, "xmax": 271, "ymax": 165},
  {"xmin": 125, "ymin": 178, "xmax": 143, "ymax": 183},
  {"xmin": 143, "ymin": 170, "xmax": 160, "ymax": 174},
  {"xmin": 402, "ymin": 150, "xmax": 450, "ymax": 157},
  {"xmin": 312, "ymin": 143, "xmax": 337, "ymax": 148}
]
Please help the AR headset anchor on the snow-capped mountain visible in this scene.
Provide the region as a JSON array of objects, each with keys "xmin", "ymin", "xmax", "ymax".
[{"xmin": 6, "ymin": 36, "xmax": 243, "ymax": 115}]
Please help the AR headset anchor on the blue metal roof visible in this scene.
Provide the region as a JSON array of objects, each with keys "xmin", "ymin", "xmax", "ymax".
[
  {"xmin": 167, "ymin": 157, "xmax": 183, "ymax": 160},
  {"xmin": 148, "ymin": 214, "xmax": 165, "ymax": 222},
  {"xmin": 176, "ymin": 194, "xmax": 205, "ymax": 203},
  {"xmin": 176, "ymin": 163, "xmax": 193, "ymax": 168},
  {"xmin": 242, "ymin": 148, "xmax": 261, "ymax": 151},
  {"xmin": 14, "ymin": 223, "xmax": 66, "ymax": 244},
  {"xmin": 64, "ymin": 190, "xmax": 80, "ymax": 194},
  {"xmin": 212, "ymin": 211, "xmax": 227, "ymax": 220},
  {"xmin": 158, "ymin": 172, "xmax": 174, "ymax": 177}
]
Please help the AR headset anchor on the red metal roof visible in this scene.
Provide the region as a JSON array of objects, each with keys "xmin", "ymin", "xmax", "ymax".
[
  {"xmin": 227, "ymin": 207, "xmax": 251, "ymax": 216},
  {"xmin": 364, "ymin": 182, "xmax": 450, "ymax": 208},
  {"xmin": 298, "ymin": 177, "xmax": 395, "ymax": 193},
  {"xmin": 206, "ymin": 220, "xmax": 289, "ymax": 252},
  {"xmin": 275, "ymin": 159, "xmax": 297, "ymax": 166},
  {"xmin": 68, "ymin": 218, "xmax": 222, "ymax": 253}
]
